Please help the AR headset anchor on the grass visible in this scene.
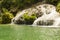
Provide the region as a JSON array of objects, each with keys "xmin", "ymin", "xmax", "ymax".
[{"xmin": 0, "ymin": 24, "xmax": 60, "ymax": 40}]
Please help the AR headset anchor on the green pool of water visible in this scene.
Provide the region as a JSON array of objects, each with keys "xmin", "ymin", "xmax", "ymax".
[{"xmin": 0, "ymin": 24, "xmax": 60, "ymax": 40}]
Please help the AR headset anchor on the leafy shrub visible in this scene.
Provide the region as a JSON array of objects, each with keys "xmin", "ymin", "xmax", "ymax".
[
  {"xmin": 23, "ymin": 13, "xmax": 36, "ymax": 24},
  {"xmin": 0, "ymin": 17, "xmax": 2, "ymax": 24},
  {"xmin": 0, "ymin": 12, "xmax": 2, "ymax": 24},
  {"xmin": 57, "ymin": 2, "xmax": 60, "ymax": 13},
  {"xmin": 2, "ymin": 8, "xmax": 14, "ymax": 24}
]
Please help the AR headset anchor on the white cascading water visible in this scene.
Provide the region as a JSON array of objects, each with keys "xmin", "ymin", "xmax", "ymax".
[
  {"xmin": 11, "ymin": 10, "xmax": 26, "ymax": 24},
  {"xmin": 33, "ymin": 4, "xmax": 60, "ymax": 26}
]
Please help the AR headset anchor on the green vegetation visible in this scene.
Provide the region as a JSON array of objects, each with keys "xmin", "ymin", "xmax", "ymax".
[
  {"xmin": 57, "ymin": 2, "xmax": 60, "ymax": 13},
  {"xmin": 0, "ymin": 24, "xmax": 60, "ymax": 40},
  {"xmin": 0, "ymin": 16, "xmax": 1, "ymax": 24},
  {"xmin": 1, "ymin": 8, "xmax": 14, "ymax": 24},
  {"xmin": 23, "ymin": 13, "xmax": 36, "ymax": 24}
]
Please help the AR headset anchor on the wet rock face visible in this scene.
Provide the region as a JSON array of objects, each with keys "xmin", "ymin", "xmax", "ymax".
[
  {"xmin": 12, "ymin": 18, "xmax": 25, "ymax": 24},
  {"xmin": 37, "ymin": 20, "xmax": 54, "ymax": 26}
]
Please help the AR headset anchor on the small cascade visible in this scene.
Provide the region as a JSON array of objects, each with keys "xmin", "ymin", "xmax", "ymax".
[
  {"xmin": 33, "ymin": 4, "xmax": 60, "ymax": 26},
  {"xmin": 11, "ymin": 10, "xmax": 26, "ymax": 24}
]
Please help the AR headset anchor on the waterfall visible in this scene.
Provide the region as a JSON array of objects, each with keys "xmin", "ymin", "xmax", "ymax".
[
  {"xmin": 33, "ymin": 4, "xmax": 60, "ymax": 26},
  {"xmin": 11, "ymin": 4, "xmax": 60, "ymax": 26}
]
